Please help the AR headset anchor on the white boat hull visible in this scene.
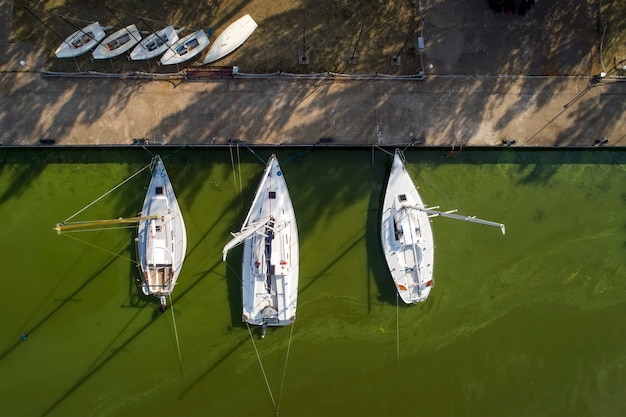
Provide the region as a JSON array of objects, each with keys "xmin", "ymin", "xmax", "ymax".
[
  {"xmin": 130, "ymin": 26, "xmax": 181, "ymax": 61},
  {"xmin": 92, "ymin": 24, "xmax": 142, "ymax": 60},
  {"xmin": 202, "ymin": 14, "xmax": 257, "ymax": 64},
  {"xmin": 224, "ymin": 155, "xmax": 299, "ymax": 327},
  {"xmin": 137, "ymin": 156, "xmax": 187, "ymax": 306},
  {"xmin": 55, "ymin": 22, "xmax": 106, "ymax": 58},
  {"xmin": 160, "ymin": 30, "xmax": 210, "ymax": 65},
  {"xmin": 381, "ymin": 150, "xmax": 434, "ymax": 303}
]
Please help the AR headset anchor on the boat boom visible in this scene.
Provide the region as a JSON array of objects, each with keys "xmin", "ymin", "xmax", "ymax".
[
  {"xmin": 222, "ymin": 221, "xmax": 269, "ymax": 261},
  {"xmin": 55, "ymin": 214, "xmax": 159, "ymax": 234},
  {"xmin": 416, "ymin": 206, "xmax": 505, "ymax": 235}
]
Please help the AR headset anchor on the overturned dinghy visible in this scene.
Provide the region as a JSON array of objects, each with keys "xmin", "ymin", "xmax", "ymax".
[
  {"xmin": 223, "ymin": 155, "xmax": 298, "ymax": 337},
  {"xmin": 137, "ymin": 155, "xmax": 187, "ymax": 311},
  {"xmin": 381, "ymin": 149, "xmax": 505, "ymax": 304},
  {"xmin": 202, "ymin": 14, "xmax": 257, "ymax": 64}
]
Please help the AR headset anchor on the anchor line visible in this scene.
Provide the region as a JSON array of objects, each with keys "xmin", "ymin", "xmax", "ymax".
[{"xmin": 246, "ymin": 322, "xmax": 277, "ymax": 408}]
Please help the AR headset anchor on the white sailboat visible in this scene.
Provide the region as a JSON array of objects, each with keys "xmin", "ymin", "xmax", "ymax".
[
  {"xmin": 55, "ymin": 21, "xmax": 106, "ymax": 58},
  {"xmin": 129, "ymin": 26, "xmax": 184, "ymax": 61},
  {"xmin": 136, "ymin": 156, "xmax": 187, "ymax": 311},
  {"xmin": 381, "ymin": 149, "xmax": 505, "ymax": 304},
  {"xmin": 159, "ymin": 29, "xmax": 210, "ymax": 65},
  {"xmin": 92, "ymin": 24, "xmax": 142, "ymax": 59},
  {"xmin": 55, "ymin": 155, "xmax": 187, "ymax": 311},
  {"xmin": 223, "ymin": 155, "xmax": 298, "ymax": 337},
  {"xmin": 202, "ymin": 14, "xmax": 257, "ymax": 64}
]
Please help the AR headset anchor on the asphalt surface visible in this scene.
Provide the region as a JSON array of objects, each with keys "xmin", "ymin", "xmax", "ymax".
[{"xmin": 1, "ymin": 0, "xmax": 624, "ymax": 148}]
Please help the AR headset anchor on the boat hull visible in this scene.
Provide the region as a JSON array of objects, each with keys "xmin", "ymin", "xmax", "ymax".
[
  {"xmin": 130, "ymin": 26, "xmax": 180, "ymax": 60},
  {"xmin": 225, "ymin": 155, "xmax": 299, "ymax": 327},
  {"xmin": 137, "ymin": 156, "xmax": 187, "ymax": 303},
  {"xmin": 160, "ymin": 30, "xmax": 210, "ymax": 65},
  {"xmin": 55, "ymin": 22, "xmax": 106, "ymax": 58},
  {"xmin": 92, "ymin": 24, "xmax": 142, "ymax": 60},
  {"xmin": 381, "ymin": 151, "xmax": 435, "ymax": 303},
  {"xmin": 202, "ymin": 14, "xmax": 257, "ymax": 64}
]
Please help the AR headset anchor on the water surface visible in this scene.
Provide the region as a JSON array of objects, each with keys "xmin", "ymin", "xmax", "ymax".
[{"xmin": 0, "ymin": 148, "xmax": 624, "ymax": 417}]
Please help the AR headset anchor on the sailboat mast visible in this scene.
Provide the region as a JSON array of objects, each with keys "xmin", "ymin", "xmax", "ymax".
[
  {"xmin": 416, "ymin": 207, "xmax": 506, "ymax": 235},
  {"xmin": 55, "ymin": 214, "xmax": 159, "ymax": 234}
]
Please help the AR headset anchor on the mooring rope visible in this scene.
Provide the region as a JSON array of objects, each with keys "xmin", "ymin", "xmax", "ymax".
[
  {"xmin": 60, "ymin": 233, "xmax": 136, "ymax": 264},
  {"xmin": 276, "ymin": 322, "xmax": 295, "ymax": 413},
  {"xmin": 237, "ymin": 142, "xmax": 243, "ymax": 203},
  {"xmin": 229, "ymin": 143, "xmax": 238, "ymax": 190},
  {"xmin": 64, "ymin": 162, "xmax": 151, "ymax": 223},
  {"xmin": 246, "ymin": 322, "xmax": 277, "ymax": 409},
  {"xmin": 281, "ymin": 143, "xmax": 317, "ymax": 165},
  {"xmin": 396, "ymin": 292, "xmax": 400, "ymax": 365},
  {"xmin": 239, "ymin": 141, "xmax": 267, "ymax": 165},
  {"xmin": 169, "ymin": 294, "xmax": 184, "ymax": 373}
]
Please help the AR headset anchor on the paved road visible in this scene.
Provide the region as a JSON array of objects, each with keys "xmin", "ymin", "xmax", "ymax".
[
  {"xmin": 0, "ymin": 71, "xmax": 624, "ymax": 147},
  {"xmin": 0, "ymin": 0, "xmax": 623, "ymax": 148}
]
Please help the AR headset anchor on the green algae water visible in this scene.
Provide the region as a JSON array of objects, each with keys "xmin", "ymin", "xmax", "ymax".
[{"xmin": 0, "ymin": 148, "xmax": 625, "ymax": 417}]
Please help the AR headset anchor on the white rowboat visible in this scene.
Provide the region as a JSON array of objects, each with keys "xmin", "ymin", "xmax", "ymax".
[
  {"xmin": 381, "ymin": 149, "xmax": 505, "ymax": 304},
  {"xmin": 130, "ymin": 26, "xmax": 183, "ymax": 61},
  {"xmin": 55, "ymin": 21, "xmax": 106, "ymax": 58},
  {"xmin": 202, "ymin": 14, "xmax": 257, "ymax": 64},
  {"xmin": 92, "ymin": 24, "xmax": 142, "ymax": 60},
  {"xmin": 160, "ymin": 29, "xmax": 210, "ymax": 65},
  {"xmin": 137, "ymin": 155, "xmax": 187, "ymax": 311},
  {"xmin": 223, "ymin": 155, "xmax": 298, "ymax": 337}
]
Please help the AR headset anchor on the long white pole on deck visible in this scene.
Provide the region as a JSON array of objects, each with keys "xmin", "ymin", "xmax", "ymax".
[{"xmin": 416, "ymin": 206, "xmax": 506, "ymax": 235}]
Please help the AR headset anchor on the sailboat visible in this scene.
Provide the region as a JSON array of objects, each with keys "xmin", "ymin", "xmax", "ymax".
[
  {"xmin": 55, "ymin": 155, "xmax": 187, "ymax": 311},
  {"xmin": 223, "ymin": 155, "xmax": 299, "ymax": 337},
  {"xmin": 136, "ymin": 156, "xmax": 187, "ymax": 311},
  {"xmin": 381, "ymin": 149, "xmax": 505, "ymax": 304},
  {"xmin": 55, "ymin": 21, "xmax": 106, "ymax": 58},
  {"xmin": 92, "ymin": 24, "xmax": 142, "ymax": 59},
  {"xmin": 159, "ymin": 29, "xmax": 210, "ymax": 65},
  {"xmin": 130, "ymin": 26, "xmax": 184, "ymax": 61}
]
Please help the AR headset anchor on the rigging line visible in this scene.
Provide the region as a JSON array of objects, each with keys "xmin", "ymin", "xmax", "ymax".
[
  {"xmin": 64, "ymin": 162, "xmax": 151, "ymax": 223},
  {"xmin": 246, "ymin": 322, "xmax": 277, "ymax": 409},
  {"xmin": 169, "ymin": 294, "xmax": 184, "ymax": 374},
  {"xmin": 61, "ymin": 233, "xmax": 136, "ymax": 264},
  {"xmin": 239, "ymin": 141, "xmax": 266, "ymax": 165},
  {"xmin": 224, "ymin": 261, "xmax": 242, "ymax": 283},
  {"xmin": 104, "ymin": 5, "xmax": 182, "ymax": 30},
  {"xmin": 276, "ymin": 322, "xmax": 296, "ymax": 412}
]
